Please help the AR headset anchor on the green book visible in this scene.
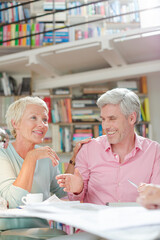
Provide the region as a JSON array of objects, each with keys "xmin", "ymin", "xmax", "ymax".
[
  {"xmin": 15, "ymin": 24, "xmax": 19, "ymax": 46},
  {"xmin": 140, "ymin": 104, "xmax": 146, "ymax": 121},
  {"xmin": 0, "ymin": 27, "xmax": 3, "ymax": 45},
  {"xmin": 31, "ymin": 23, "xmax": 35, "ymax": 47}
]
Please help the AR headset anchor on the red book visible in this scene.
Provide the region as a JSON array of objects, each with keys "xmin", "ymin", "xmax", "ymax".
[
  {"xmin": 19, "ymin": 24, "xmax": 23, "ymax": 46},
  {"xmin": 43, "ymin": 97, "xmax": 52, "ymax": 123}
]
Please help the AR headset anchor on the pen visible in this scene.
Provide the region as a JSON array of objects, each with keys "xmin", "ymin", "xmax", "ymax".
[{"xmin": 128, "ymin": 179, "xmax": 138, "ymax": 188}]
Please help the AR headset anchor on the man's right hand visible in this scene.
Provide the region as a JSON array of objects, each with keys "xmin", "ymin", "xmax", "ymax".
[
  {"xmin": 137, "ymin": 184, "xmax": 160, "ymax": 209},
  {"xmin": 56, "ymin": 168, "xmax": 84, "ymax": 194}
]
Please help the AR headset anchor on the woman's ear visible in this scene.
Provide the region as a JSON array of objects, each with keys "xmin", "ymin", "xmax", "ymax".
[{"xmin": 11, "ymin": 119, "xmax": 18, "ymax": 129}]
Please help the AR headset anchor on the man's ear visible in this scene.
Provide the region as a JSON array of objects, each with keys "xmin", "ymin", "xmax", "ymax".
[{"xmin": 129, "ymin": 112, "xmax": 137, "ymax": 125}]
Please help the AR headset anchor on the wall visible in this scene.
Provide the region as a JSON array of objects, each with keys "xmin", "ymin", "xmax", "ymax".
[{"xmin": 148, "ymin": 72, "xmax": 160, "ymax": 143}]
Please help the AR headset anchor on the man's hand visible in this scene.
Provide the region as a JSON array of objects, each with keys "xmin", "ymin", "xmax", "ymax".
[
  {"xmin": 137, "ymin": 184, "xmax": 160, "ymax": 209},
  {"xmin": 56, "ymin": 168, "xmax": 84, "ymax": 194}
]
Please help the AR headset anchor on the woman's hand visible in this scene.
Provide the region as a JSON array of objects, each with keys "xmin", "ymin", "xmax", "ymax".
[
  {"xmin": 137, "ymin": 184, "xmax": 160, "ymax": 209},
  {"xmin": 71, "ymin": 138, "xmax": 92, "ymax": 162},
  {"xmin": 56, "ymin": 168, "xmax": 84, "ymax": 194},
  {"xmin": 27, "ymin": 146, "xmax": 60, "ymax": 167}
]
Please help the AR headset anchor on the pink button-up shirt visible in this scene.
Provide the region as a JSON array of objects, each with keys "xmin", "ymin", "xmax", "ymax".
[{"xmin": 69, "ymin": 134, "xmax": 160, "ymax": 204}]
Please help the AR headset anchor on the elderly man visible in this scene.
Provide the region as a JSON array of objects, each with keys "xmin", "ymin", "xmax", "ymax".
[{"xmin": 56, "ymin": 88, "xmax": 160, "ymax": 204}]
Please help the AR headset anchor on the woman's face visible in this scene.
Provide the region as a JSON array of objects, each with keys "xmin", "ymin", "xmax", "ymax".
[{"xmin": 14, "ymin": 104, "xmax": 49, "ymax": 145}]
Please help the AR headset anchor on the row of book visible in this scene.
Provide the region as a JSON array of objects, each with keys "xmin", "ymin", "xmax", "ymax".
[
  {"xmin": 0, "ymin": 23, "xmax": 69, "ymax": 46},
  {"xmin": 67, "ymin": 0, "xmax": 140, "ymax": 23},
  {"xmin": 116, "ymin": 76, "xmax": 148, "ymax": 94},
  {"xmin": 73, "ymin": 124, "xmax": 104, "ymax": 145},
  {"xmin": 52, "ymin": 98, "xmax": 72, "ymax": 123},
  {"xmin": 50, "ymin": 123, "xmax": 105, "ymax": 152},
  {"xmin": 43, "ymin": 0, "xmax": 66, "ymax": 11},
  {"xmin": 0, "ymin": 1, "xmax": 30, "ymax": 24},
  {"xmin": 49, "ymin": 220, "xmax": 75, "ymax": 235},
  {"xmin": 69, "ymin": 24, "xmax": 131, "ymax": 42},
  {"xmin": 135, "ymin": 123, "xmax": 152, "ymax": 139},
  {"xmin": 51, "ymin": 125, "xmax": 72, "ymax": 153}
]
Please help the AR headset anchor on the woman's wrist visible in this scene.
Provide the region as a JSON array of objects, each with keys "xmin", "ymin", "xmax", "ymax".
[{"xmin": 69, "ymin": 159, "xmax": 75, "ymax": 166}]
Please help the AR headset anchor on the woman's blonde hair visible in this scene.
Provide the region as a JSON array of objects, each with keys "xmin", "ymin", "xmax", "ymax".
[{"xmin": 5, "ymin": 96, "xmax": 48, "ymax": 138}]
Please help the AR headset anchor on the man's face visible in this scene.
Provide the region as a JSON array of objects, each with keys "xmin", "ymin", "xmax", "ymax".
[{"xmin": 100, "ymin": 104, "xmax": 135, "ymax": 145}]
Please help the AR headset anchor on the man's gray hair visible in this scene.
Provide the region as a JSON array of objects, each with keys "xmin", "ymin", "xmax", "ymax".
[
  {"xmin": 97, "ymin": 88, "xmax": 140, "ymax": 124},
  {"xmin": 5, "ymin": 96, "xmax": 48, "ymax": 138}
]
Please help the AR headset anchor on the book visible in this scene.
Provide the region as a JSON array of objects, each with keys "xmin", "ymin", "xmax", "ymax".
[
  {"xmin": 31, "ymin": 23, "xmax": 36, "ymax": 46},
  {"xmin": 26, "ymin": 24, "xmax": 31, "ymax": 46},
  {"xmin": 83, "ymin": 87, "xmax": 109, "ymax": 94},
  {"xmin": 140, "ymin": 104, "xmax": 146, "ymax": 121},
  {"xmin": 20, "ymin": 77, "xmax": 31, "ymax": 95},
  {"xmin": 51, "ymin": 124, "xmax": 61, "ymax": 152},
  {"xmin": 1, "ymin": 72, "xmax": 11, "ymax": 96},
  {"xmin": 117, "ymin": 80, "xmax": 138, "ymax": 92},
  {"xmin": 140, "ymin": 76, "xmax": 148, "ymax": 94},
  {"xmin": 0, "ymin": 26, "xmax": 3, "ymax": 45},
  {"xmin": 43, "ymin": 96, "xmax": 52, "ymax": 123},
  {"xmin": 53, "ymin": 88, "xmax": 70, "ymax": 95},
  {"xmin": 22, "ymin": 24, "xmax": 27, "ymax": 46},
  {"xmin": 15, "ymin": 24, "xmax": 19, "ymax": 46},
  {"xmin": 143, "ymin": 98, "xmax": 150, "ymax": 122}
]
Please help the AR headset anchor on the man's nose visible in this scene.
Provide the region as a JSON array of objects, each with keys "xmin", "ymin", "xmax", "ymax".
[{"xmin": 103, "ymin": 120, "xmax": 109, "ymax": 129}]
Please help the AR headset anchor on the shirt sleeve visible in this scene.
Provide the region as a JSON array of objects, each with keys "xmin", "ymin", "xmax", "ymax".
[
  {"xmin": 0, "ymin": 151, "xmax": 28, "ymax": 208},
  {"xmin": 150, "ymin": 143, "xmax": 160, "ymax": 184},
  {"xmin": 68, "ymin": 143, "xmax": 90, "ymax": 202}
]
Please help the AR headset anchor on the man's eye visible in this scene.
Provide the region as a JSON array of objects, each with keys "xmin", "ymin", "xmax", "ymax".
[{"xmin": 31, "ymin": 116, "xmax": 36, "ymax": 120}]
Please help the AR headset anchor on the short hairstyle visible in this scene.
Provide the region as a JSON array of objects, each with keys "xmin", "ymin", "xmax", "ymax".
[
  {"xmin": 5, "ymin": 96, "xmax": 48, "ymax": 138},
  {"xmin": 97, "ymin": 88, "xmax": 140, "ymax": 124}
]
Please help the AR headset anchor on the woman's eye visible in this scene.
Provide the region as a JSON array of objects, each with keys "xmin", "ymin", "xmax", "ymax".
[{"xmin": 43, "ymin": 118, "xmax": 48, "ymax": 123}]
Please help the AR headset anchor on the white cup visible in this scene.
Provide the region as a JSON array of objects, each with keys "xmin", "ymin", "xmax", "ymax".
[
  {"xmin": 22, "ymin": 193, "xmax": 43, "ymax": 205},
  {"xmin": 0, "ymin": 197, "xmax": 7, "ymax": 210}
]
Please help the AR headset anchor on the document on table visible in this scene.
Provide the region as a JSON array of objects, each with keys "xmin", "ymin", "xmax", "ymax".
[{"xmin": 1, "ymin": 200, "xmax": 160, "ymax": 240}]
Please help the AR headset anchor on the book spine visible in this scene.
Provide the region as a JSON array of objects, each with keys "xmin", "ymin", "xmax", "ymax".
[
  {"xmin": 144, "ymin": 98, "xmax": 150, "ymax": 122},
  {"xmin": 140, "ymin": 76, "xmax": 148, "ymax": 94}
]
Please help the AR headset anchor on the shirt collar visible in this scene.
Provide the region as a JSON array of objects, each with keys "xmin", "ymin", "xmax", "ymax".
[
  {"xmin": 104, "ymin": 132, "xmax": 142, "ymax": 152},
  {"xmin": 134, "ymin": 133, "xmax": 143, "ymax": 151}
]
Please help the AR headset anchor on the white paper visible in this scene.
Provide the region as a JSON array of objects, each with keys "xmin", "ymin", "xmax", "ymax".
[{"xmin": 1, "ymin": 202, "xmax": 160, "ymax": 239}]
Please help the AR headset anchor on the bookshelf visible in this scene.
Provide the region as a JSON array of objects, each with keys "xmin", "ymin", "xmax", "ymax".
[
  {"xmin": 67, "ymin": 0, "xmax": 140, "ymax": 41},
  {"xmin": 0, "ymin": 0, "xmax": 69, "ymax": 50},
  {"xmin": 0, "ymin": 0, "xmax": 141, "ymax": 49},
  {"xmin": 0, "ymin": 3, "xmax": 159, "ymax": 143},
  {"xmin": 30, "ymin": 77, "xmax": 151, "ymax": 156}
]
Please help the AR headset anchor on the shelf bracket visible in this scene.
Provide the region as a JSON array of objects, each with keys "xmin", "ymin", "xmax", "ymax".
[
  {"xmin": 26, "ymin": 55, "xmax": 60, "ymax": 77},
  {"xmin": 98, "ymin": 38, "xmax": 127, "ymax": 67}
]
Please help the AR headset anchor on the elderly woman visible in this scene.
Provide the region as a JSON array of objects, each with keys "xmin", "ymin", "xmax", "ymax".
[{"xmin": 0, "ymin": 96, "xmax": 68, "ymax": 238}]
